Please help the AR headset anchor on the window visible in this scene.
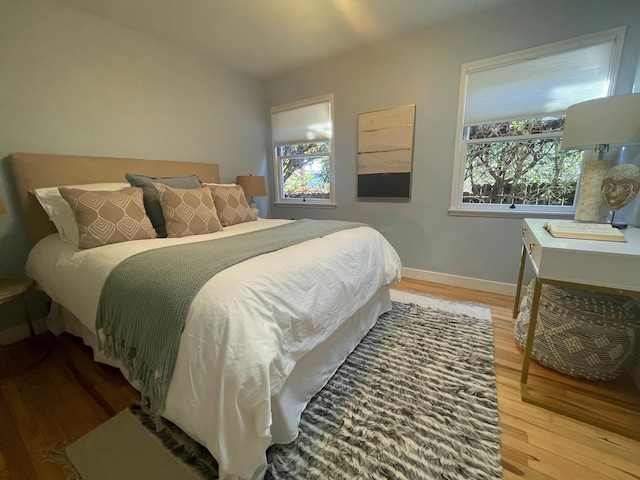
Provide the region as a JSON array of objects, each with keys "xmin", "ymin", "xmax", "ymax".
[
  {"xmin": 450, "ymin": 28, "xmax": 625, "ymax": 216},
  {"xmin": 271, "ymin": 94, "xmax": 335, "ymax": 206}
]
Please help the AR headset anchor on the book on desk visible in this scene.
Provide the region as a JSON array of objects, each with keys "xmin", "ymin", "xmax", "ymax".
[{"xmin": 544, "ymin": 222, "xmax": 626, "ymax": 242}]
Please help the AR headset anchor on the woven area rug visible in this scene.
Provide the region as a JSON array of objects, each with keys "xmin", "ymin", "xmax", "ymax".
[{"xmin": 64, "ymin": 292, "xmax": 502, "ymax": 480}]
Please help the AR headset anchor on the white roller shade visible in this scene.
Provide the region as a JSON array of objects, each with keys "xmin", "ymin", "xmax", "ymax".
[
  {"xmin": 464, "ymin": 35, "xmax": 619, "ymax": 126},
  {"xmin": 272, "ymin": 99, "xmax": 332, "ymax": 146}
]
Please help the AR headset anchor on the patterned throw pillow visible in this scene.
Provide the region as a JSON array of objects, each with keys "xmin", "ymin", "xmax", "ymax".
[
  {"xmin": 31, "ymin": 182, "xmax": 130, "ymax": 246},
  {"xmin": 207, "ymin": 184, "xmax": 257, "ymax": 227},
  {"xmin": 152, "ymin": 183, "xmax": 223, "ymax": 238},
  {"xmin": 59, "ymin": 187, "xmax": 157, "ymax": 249}
]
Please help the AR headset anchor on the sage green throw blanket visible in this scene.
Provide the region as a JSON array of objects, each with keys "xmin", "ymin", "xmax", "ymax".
[{"xmin": 96, "ymin": 219, "xmax": 364, "ymax": 414}]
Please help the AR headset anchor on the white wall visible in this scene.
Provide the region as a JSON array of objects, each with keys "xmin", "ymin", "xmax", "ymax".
[
  {"xmin": 266, "ymin": 0, "xmax": 640, "ymax": 286},
  {"xmin": 0, "ymin": 0, "xmax": 268, "ymax": 278}
]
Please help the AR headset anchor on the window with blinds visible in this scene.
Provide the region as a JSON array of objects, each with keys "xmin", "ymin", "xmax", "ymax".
[
  {"xmin": 271, "ymin": 94, "xmax": 335, "ymax": 206},
  {"xmin": 449, "ymin": 27, "xmax": 625, "ymax": 216}
]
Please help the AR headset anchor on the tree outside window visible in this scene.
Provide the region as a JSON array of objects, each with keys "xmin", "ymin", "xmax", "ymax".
[
  {"xmin": 278, "ymin": 142, "xmax": 331, "ymax": 199},
  {"xmin": 463, "ymin": 117, "xmax": 583, "ymax": 207}
]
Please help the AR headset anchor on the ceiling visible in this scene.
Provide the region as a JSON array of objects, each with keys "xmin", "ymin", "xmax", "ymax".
[{"xmin": 59, "ymin": 0, "xmax": 524, "ymax": 80}]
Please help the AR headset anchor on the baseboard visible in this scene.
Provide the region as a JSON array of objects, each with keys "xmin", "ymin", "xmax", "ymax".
[
  {"xmin": 401, "ymin": 267, "xmax": 517, "ymax": 296},
  {"xmin": 0, "ymin": 317, "xmax": 48, "ymax": 346}
]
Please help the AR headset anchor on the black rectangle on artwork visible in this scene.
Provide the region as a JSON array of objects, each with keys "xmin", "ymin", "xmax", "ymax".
[{"xmin": 358, "ymin": 173, "xmax": 411, "ymax": 198}]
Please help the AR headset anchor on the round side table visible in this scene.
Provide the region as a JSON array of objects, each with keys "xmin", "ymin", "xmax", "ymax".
[
  {"xmin": 0, "ymin": 277, "xmax": 36, "ymax": 337},
  {"xmin": 0, "ymin": 277, "xmax": 51, "ymax": 380}
]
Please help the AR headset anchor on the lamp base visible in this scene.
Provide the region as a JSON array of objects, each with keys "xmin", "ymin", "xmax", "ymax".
[
  {"xmin": 248, "ymin": 200, "xmax": 259, "ymax": 218},
  {"xmin": 609, "ymin": 211, "xmax": 627, "ymax": 229}
]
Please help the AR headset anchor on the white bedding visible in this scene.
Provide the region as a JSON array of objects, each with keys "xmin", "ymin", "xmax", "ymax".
[{"xmin": 26, "ymin": 219, "xmax": 402, "ymax": 479}]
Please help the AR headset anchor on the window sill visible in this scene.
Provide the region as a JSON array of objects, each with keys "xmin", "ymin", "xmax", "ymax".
[
  {"xmin": 273, "ymin": 202, "xmax": 337, "ymax": 209},
  {"xmin": 448, "ymin": 208, "xmax": 575, "ymax": 219}
]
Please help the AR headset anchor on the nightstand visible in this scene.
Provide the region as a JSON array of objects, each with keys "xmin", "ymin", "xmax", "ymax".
[
  {"xmin": 0, "ymin": 277, "xmax": 50, "ymax": 380},
  {"xmin": 0, "ymin": 277, "xmax": 36, "ymax": 338},
  {"xmin": 513, "ymin": 218, "xmax": 640, "ymax": 439}
]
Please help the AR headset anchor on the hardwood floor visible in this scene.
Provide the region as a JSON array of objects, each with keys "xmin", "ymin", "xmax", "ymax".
[
  {"xmin": 0, "ymin": 278, "xmax": 638, "ymax": 479},
  {"xmin": 396, "ymin": 278, "xmax": 640, "ymax": 480}
]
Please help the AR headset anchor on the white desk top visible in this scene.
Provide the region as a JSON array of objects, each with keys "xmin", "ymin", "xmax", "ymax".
[
  {"xmin": 524, "ymin": 218, "xmax": 640, "ymax": 256},
  {"xmin": 523, "ymin": 218, "xmax": 640, "ymax": 293}
]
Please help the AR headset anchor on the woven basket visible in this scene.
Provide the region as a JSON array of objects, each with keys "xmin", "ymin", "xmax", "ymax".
[{"xmin": 515, "ymin": 281, "xmax": 640, "ymax": 380}]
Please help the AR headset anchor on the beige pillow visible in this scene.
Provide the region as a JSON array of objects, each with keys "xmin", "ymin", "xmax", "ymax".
[
  {"xmin": 59, "ymin": 187, "xmax": 157, "ymax": 249},
  {"xmin": 208, "ymin": 184, "xmax": 257, "ymax": 227},
  {"xmin": 152, "ymin": 183, "xmax": 223, "ymax": 238}
]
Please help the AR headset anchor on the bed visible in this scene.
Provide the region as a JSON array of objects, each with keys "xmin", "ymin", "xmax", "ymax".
[{"xmin": 9, "ymin": 152, "xmax": 402, "ymax": 480}]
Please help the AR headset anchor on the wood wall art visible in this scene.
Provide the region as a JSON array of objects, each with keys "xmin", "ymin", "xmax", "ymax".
[{"xmin": 357, "ymin": 104, "xmax": 415, "ymax": 198}]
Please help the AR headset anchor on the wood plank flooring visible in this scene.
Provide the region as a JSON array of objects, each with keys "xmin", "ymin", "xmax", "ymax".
[
  {"xmin": 395, "ymin": 278, "xmax": 640, "ymax": 480},
  {"xmin": 0, "ymin": 278, "xmax": 638, "ymax": 479}
]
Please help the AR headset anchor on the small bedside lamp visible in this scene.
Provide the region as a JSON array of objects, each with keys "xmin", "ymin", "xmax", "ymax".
[{"xmin": 235, "ymin": 175, "xmax": 266, "ymax": 217}]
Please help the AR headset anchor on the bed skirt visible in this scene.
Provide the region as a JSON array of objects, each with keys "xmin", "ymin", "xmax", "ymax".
[{"xmin": 46, "ymin": 285, "xmax": 392, "ymax": 447}]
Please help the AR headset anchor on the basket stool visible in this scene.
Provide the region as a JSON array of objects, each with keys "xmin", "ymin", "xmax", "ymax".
[{"xmin": 515, "ymin": 281, "xmax": 640, "ymax": 380}]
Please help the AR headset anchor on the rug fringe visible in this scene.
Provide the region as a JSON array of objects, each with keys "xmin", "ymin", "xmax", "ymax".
[
  {"xmin": 393, "ymin": 288, "xmax": 490, "ymax": 310},
  {"xmin": 42, "ymin": 442, "xmax": 83, "ymax": 480},
  {"xmin": 390, "ymin": 289, "xmax": 492, "ymax": 320}
]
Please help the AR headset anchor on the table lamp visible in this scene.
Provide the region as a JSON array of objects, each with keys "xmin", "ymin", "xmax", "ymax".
[
  {"xmin": 235, "ymin": 175, "xmax": 266, "ymax": 217},
  {"xmin": 562, "ymin": 93, "xmax": 640, "ymax": 158},
  {"xmin": 562, "ymin": 93, "xmax": 640, "ymax": 225}
]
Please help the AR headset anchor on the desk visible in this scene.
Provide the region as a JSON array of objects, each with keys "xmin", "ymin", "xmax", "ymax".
[{"xmin": 513, "ymin": 218, "xmax": 640, "ymax": 439}]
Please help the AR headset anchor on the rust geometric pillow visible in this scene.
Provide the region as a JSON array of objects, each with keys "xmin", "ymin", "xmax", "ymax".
[
  {"xmin": 152, "ymin": 183, "xmax": 223, "ymax": 238},
  {"xmin": 207, "ymin": 184, "xmax": 257, "ymax": 227},
  {"xmin": 58, "ymin": 187, "xmax": 157, "ymax": 249}
]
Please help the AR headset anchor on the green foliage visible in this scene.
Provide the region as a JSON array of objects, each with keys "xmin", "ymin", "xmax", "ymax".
[
  {"xmin": 279, "ymin": 142, "xmax": 331, "ymax": 198},
  {"xmin": 469, "ymin": 117, "xmax": 564, "ymax": 139},
  {"xmin": 464, "ymin": 118, "xmax": 582, "ymax": 206}
]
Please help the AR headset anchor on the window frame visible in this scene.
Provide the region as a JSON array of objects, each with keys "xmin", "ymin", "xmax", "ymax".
[
  {"xmin": 271, "ymin": 94, "xmax": 336, "ymax": 208},
  {"xmin": 449, "ymin": 27, "xmax": 625, "ymax": 218}
]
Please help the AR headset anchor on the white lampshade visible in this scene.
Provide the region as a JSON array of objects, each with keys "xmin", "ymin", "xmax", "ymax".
[{"xmin": 561, "ymin": 93, "xmax": 640, "ymax": 151}]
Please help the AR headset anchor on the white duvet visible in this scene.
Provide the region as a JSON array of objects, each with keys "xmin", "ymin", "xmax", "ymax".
[{"xmin": 26, "ymin": 219, "xmax": 402, "ymax": 479}]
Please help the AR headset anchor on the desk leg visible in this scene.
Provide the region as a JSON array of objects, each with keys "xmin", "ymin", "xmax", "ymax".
[
  {"xmin": 512, "ymin": 246, "xmax": 527, "ymax": 319},
  {"xmin": 520, "ymin": 278, "xmax": 542, "ymax": 385}
]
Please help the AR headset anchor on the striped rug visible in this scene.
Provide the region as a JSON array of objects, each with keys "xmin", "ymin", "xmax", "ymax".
[{"xmin": 132, "ymin": 294, "xmax": 502, "ymax": 479}]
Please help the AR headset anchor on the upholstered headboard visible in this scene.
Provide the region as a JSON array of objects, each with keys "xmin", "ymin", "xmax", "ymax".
[{"xmin": 8, "ymin": 153, "xmax": 221, "ymax": 245}]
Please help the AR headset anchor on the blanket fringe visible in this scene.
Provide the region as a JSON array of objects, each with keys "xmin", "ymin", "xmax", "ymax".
[{"xmin": 102, "ymin": 335, "xmax": 170, "ymax": 419}]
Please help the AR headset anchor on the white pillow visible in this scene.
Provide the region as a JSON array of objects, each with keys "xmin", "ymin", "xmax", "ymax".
[{"xmin": 31, "ymin": 183, "xmax": 130, "ymax": 246}]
